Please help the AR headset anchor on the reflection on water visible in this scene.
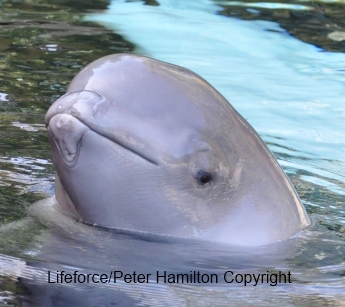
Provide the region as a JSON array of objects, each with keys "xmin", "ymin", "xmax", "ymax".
[
  {"xmin": 1, "ymin": 199, "xmax": 345, "ymax": 306},
  {"xmin": 0, "ymin": 0, "xmax": 134, "ymax": 224},
  {"xmin": 87, "ymin": 0, "xmax": 345, "ymax": 227},
  {"xmin": 215, "ymin": 0, "xmax": 345, "ymax": 52},
  {"xmin": 0, "ymin": 0, "xmax": 344, "ymax": 306}
]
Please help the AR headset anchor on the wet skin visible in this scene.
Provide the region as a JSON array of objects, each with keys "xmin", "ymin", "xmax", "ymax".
[{"xmin": 45, "ymin": 54, "xmax": 310, "ymax": 246}]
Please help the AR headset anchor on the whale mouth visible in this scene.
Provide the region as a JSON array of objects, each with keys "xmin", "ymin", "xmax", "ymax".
[{"xmin": 45, "ymin": 90, "xmax": 159, "ymax": 166}]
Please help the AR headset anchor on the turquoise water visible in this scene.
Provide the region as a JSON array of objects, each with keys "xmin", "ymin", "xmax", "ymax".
[
  {"xmin": 0, "ymin": 0, "xmax": 344, "ymax": 306},
  {"xmin": 87, "ymin": 0, "xmax": 345, "ymax": 230}
]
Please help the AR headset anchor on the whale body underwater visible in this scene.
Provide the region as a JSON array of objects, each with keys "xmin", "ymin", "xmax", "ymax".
[{"xmin": 45, "ymin": 53, "xmax": 310, "ymax": 246}]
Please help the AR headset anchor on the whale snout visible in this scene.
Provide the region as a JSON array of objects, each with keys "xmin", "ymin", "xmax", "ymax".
[
  {"xmin": 45, "ymin": 91, "xmax": 107, "ymax": 166},
  {"xmin": 46, "ymin": 90, "xmax": 159, "ymax": 166},
  {"xmin": 45, "ymin": 90, "xmax": 109, "ymax": 126},
  {"xmin": 47, "ymin": 114, "xmax": 89, "ymax": 165}
]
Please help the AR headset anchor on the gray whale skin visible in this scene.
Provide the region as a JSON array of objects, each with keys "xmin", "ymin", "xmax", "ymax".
[{"xmin": 45, "ymin": 53, "xmax": 310, "ymax": 246}]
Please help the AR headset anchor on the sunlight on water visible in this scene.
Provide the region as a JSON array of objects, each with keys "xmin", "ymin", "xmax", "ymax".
[
  {"xmin": 86, "ymin": 0, "xmax": 345, "ymax": 205},
  {"xmin": 87, "ymin": 2, "xmax": 345, "ymax": 304},
  {"xmin": 0, "ymin": 0, "xmax": 344, "ymax": 305},
  {"xmin": 216, "ymin": 1, "xmax": 313, "ymax": 10}
]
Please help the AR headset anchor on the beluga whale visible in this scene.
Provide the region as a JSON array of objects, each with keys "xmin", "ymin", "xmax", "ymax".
[{"xmin": 45, "ymin": 53, "xmax": 310, "ymax": 246}]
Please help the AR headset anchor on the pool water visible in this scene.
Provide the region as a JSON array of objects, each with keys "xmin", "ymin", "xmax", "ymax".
[{"xmin": 0, "ymin": 0, "xmax": 344, "ymax": 306}]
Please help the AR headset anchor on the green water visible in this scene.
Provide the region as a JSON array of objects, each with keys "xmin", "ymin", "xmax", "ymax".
[
  {"xmin": 0, "ymin": 0, "xmax": 134, "ymax": 225},
  {"xmin": 0, "ymin": 0, "xmax": 344, "ymax": 306}
]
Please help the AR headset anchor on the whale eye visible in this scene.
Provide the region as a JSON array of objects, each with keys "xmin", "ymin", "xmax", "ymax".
[{"xmin": 196, "ymin": 170, "xmax": 213, "ymax": 185}]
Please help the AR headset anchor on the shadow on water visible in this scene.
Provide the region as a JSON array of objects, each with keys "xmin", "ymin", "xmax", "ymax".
[
  {"xmin": 214, "ymin": 0, "xmax": 345, "ymax": 52},
  {"xmin": 0, "ymin": 0, "xmax": 344, "ymax": 306},
  {"xmin": 0, "ymin": 1, "xmax": 134, "ymax": 303},
  {"xmin": 126, "ymin": 0, "xmax": 160, "ymax": 6},
  {"xmin": 1, "ymin": 198, "xmax": 344, "ymax": 306},
  {"xmin": 0, "ymin": 0, "xmax": 134, "ymax": 225}
]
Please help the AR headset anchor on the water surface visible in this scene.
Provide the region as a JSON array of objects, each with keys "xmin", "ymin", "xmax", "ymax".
[{"xmin": 0, "ymin": 0, "xmax": 344, "ymax": 306}]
